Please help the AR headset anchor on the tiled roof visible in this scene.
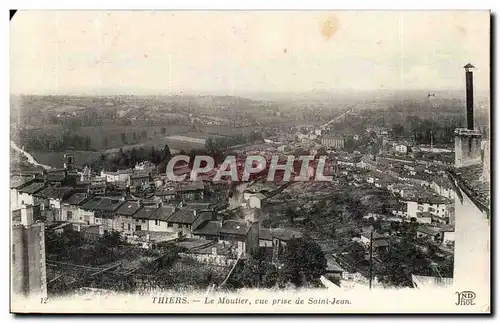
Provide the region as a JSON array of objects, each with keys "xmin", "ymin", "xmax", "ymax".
[
  {"xmin": 450, "ymin": 164, "xmax": 490, "ymax": 211},
  {"xmin": 95, "ymin": 198, "xmax": 125, "ymax": 212},
  {"xmin": 166, "ymin": 208, "xmax": 200, "ymax": 224},
  {"xmin": 80, "ymin": 196, "xmax": 104, "ymax": 210},
  {"xmin": 150, "ymin": 205, "xmax": 177, "ymax": 221},
  {"xmin": 154, "ymin": 189, "xmax": 176, "ymax": 196},
  {"xmin": 174, "ymin": 239, "xmax": 215, "ymax": 251},
  {"xmin": 271, "ymin": 228, "xmax": 303, "ymax": 241},
  {"xmin": 325, "ymin": 254, "xmax": 344, "ymax": 272},
  {"xmin": 218, "ymin": 220, "xmax": 251, "ymax": 236},
  {"xmin": 372, "ymin": 239, "xmax": 390, "ymax": 248},
  {"xmin": 259, "ymin": 228, "xmax": 273, "ymax": 241},
  {"xmin": 17, "ymin": 181, "xmax": 46, "ymax": 194},
  {"xmin": 185, "ymin": 202, "xmax": 214, "ymax": 210},
  {"xmin": 133, "ymin": 206, "xmax": 160, "ymax": 220},
  {"xmin": 176, "ymin": 181, "xmax": 205, "ymax": 192},
  {"xmin": 35, "ymin": 186, "xmax": 74, "ymax": 200},
  {"xmin": 417, "ymin": 225, "xmax": 441, "ymax": 236},
  {"xmin": 62, "ymin": 193, "xmax": 90, "ymax": 206},
  {"xmin": 10, "ymin": 176, "xmax": 34, "ymax": 189},
  {"xmin": 116, "ymin": 201, "xmax": 143, "ymax": 216},
  {"xmin": 193, "ymin": 221, "xmax": 222, "ymax": 235},
  {"xmin": 190, "ymin": 243, "xmax": 232, "ymax": 256}
]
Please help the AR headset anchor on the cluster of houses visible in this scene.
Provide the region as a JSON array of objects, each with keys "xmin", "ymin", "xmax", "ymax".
[{"xmin": 10, "ymin": 161, "xmax": 303, "ymax": 268}]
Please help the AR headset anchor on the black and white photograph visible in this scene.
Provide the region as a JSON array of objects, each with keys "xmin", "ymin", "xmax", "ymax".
[{"xmin": 9, "ymin": 10, "xmax": 491, "ymax": 313}]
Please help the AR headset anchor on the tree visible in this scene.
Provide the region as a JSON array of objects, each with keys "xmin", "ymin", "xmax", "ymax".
[
  {"xmin": 282, "ymin": 237, "xmax": 327, "ymax": 287},
  {"xmin": 391, "ymin": 124, "xmax": 405, "ymax": 137},
  {"xmin": 347, "ymin": 241, "xmax": 367, "ymax": 266},
  {"xmin": 162, "ymin": 144, "xmax": 172, "ymax": 161},
  {"xmin": 379, "ymin": 237, "xmax": 431, "ymax": 287}
]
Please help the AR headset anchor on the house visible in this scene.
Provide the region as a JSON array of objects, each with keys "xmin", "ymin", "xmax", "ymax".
[
  {"xmin": 164, "ymin": 206, "xmax": 213, "ymax": 238},
  {"xmin": 258, "ymin": 228, "xmax": 273, "ymax": 248},
  {"xmin": 41, "ymin": 169, "xmax": 69, "ymax": 185},
  {"xmin": 12, "ymin": 204, "xmax": 42, "ymax": 225},
  {"xmin": 134, "ymin": 161, "xmax": 156, "ymax": 172},
  {"xmin": 92, "ymin": 197, "xmax": 126, "ymax": 234},
  {"xmin": 130, "ymin": 171, "xmax": 150, "ymax": 190},
  {"xmin": 244, "ymin": 192, "xmax": 266, "ymax": 209},
  {"xmin": 359, "ymin": 230, "xmax": 390, "ymax": 252},
  {"xmin": 176, "ymin": 181, "xmax": 205, "ymax": 201},
  {"xmin": 175, "ymin": 238, "xmax": 235, "ymax": 265},
  {"xmin": 416, "ymin": 225, "xmax": 441, "ymax": 241},
  {"xmin": 271, "ymin": 228, "xmax": 303, "ymax": 263},
  {"xmin": 181, "ymin": 242, "xmax": 236, "ymax": 267},
  {"xmin": 321, "ymin": 136, "xmax": 344, "ymax": 149},
  {"xmin": 61, "ymin": 193, "xmax": 91, "ymax": 222},
  {"xmin": 16, "ymin": 181, "xmax": 46, "ymax": 206},
  {"xmin": 415, "ymin": 212, "xmax": 432, "ymax": 224},
  {"xmin": 218, "ymin": 220, "xmax": 259, "ymax": 258},
  {"xmin": 147, "ymin": 205, "xmax": 177, "ymax": 233},
  {"xmin": 439, "ymin": 224, "xmax": 455, "ymax": 244},
  {"xmin": 359, "ymin": 230, "xmax": 385, "ymax": 245},
  {"xmin": 403, "ymin": 195, "xmax": 453, "ymax": 222},
  {"xmin": 114, "ymin": 200, "xmax": 143, "ymax": 235},
  {"xmin": 431, "ymin": 179, "xmax": 455, "ymax": 199},
  {"xmin": 324, "ymin": 254, "xmax": 344, "ymax": 282},
  {"xmin": 78, "ymin": 196, "xmax": 103, "ymax": 225},
  {"xmin": 395, "ymin": 144, "xmax": 408, "ymax": 154},
  {"xmin": 192, "ymin": 220, "xmax": 222, "ymax": 241},
  {"xmin": 154, "ymin": 188, "xmax": 177, "ymax": 202},
  {"xmin": 277, "ymin": 145, "xmax": 287, "ymax": 152},
  {"xmin": 372, "ymin": 239, "xmax": 390, "ymax": 252},
  {"xmin": 33, "ymin": 186, "xmax": 74, "ymax": 222},
  {"xmin": 88, "ymin": 177, "xmax": 106, "ymax": 196},
  {"xmin": 100, "ymin": 169, "xmax": 132, "ymax": 183},
  {"xmin": 132, "ymin": 205, "xmax": 160, "ymax": 231},
  {"xmin": 10, "ymin": 176, "xmax": 36, "ymax": 209}
]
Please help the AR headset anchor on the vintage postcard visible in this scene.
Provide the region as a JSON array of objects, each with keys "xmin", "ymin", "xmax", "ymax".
[{"xmin": 9, "ymin": 10, "xmax": 491, "ymax": 314}]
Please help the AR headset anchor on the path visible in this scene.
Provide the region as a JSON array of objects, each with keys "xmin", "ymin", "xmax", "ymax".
[{"xmin": 11, "ymin": 140, "xmax": 52, "ymax": 170}]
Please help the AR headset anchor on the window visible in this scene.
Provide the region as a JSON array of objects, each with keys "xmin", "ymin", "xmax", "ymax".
[
  {"xmin": 155, "ymin": 220, "xmax": 159, "ymax": 226},
  {"xmin": 67, "ymin": 211, "xmax": 73, "ymax": 220},
  {"xmin": 12, "ymin": 244, "xmax": 15, "ymax": 262},
  {"xmin": 128, "ymin": 224, "xmax": 131, "ymax": 231},
  {"xmin": 142, "ymin": 220, "xmax": 146, "ymax": 223},
  {"xmin": 167, "ymin": 223, "xmax": 173, "ymax": 228},
  {"xmin": 95, "ymin": 218, "xmax": 99, "ymax": 223},
  {"xmin": 121, "ymin": 223, "xmax": 125, "ymax": 230}
]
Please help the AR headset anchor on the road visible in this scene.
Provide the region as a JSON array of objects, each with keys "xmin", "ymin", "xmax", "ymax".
[
  {"xmin": 320, "ymin": 104, "xmax": 357, "ymax": 129},
  {"xmin": 11, "ymin": 140, "xmax": 52, "ymax": 170}
]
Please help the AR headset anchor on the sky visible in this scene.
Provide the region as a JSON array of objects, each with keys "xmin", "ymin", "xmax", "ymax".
[{"xmin": 10, "ymin": 11, "xmax": 490, "ymax": 96}]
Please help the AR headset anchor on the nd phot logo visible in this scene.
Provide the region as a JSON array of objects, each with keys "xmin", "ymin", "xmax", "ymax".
[{"xmin": 455, "ymin": 291, "xmax": 476, "ymax": 306}]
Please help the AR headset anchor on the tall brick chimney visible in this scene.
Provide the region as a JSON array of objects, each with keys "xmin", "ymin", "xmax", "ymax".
[
  {"xmin": 454, "ymin": 63, "xmax": 482, "ymax": 168},
  {"xmin": 464, "ymin": 63, "xmax": 475, "ymax": 130}
]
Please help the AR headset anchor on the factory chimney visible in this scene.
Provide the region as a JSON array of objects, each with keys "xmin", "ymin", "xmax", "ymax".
[
  {"xmin": 464, "ymin": 63, "xmax": 475, "ymax": 130},
  {"xmin": 454, "ymin": 63, "xmax": 482, "ymax": 168}
]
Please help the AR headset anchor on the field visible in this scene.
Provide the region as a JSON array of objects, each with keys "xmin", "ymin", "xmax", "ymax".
[{"xmin": 31, "ymin": 151, "xmax": 103, "ymax": 168}]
